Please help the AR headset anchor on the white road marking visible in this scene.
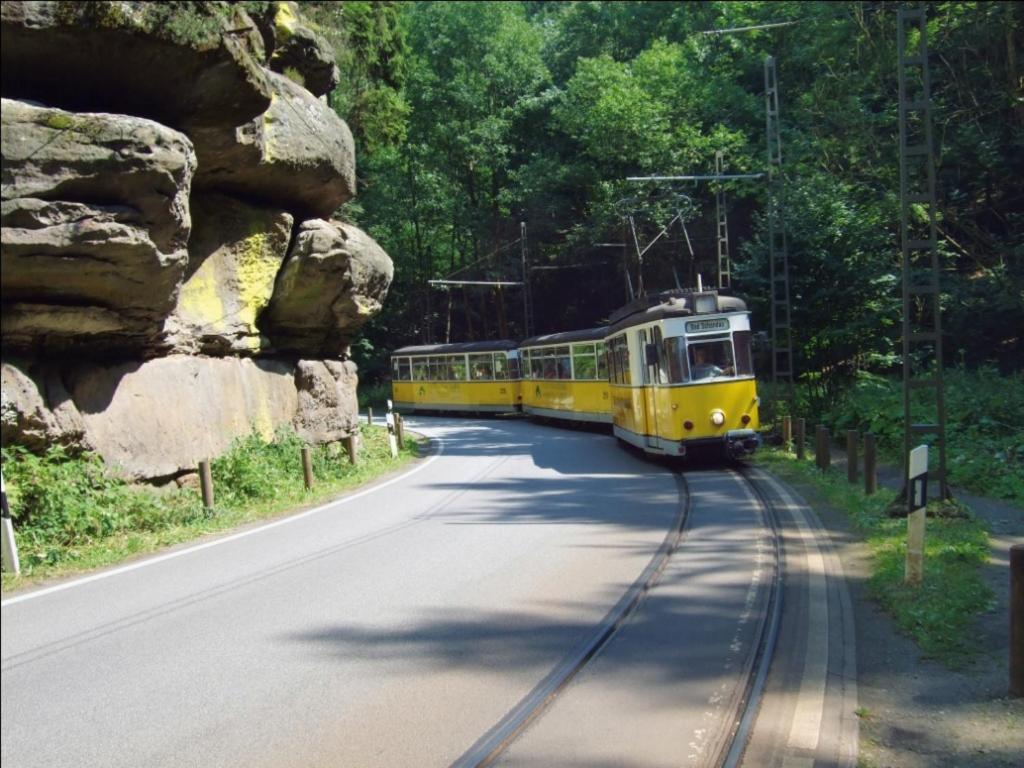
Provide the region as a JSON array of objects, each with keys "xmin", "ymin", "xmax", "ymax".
[{"xmin": 1, "ymin": 439, "xmax": 444, "ymax": 608}]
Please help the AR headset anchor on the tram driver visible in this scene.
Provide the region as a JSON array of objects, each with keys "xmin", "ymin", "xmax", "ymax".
[{"xmin": 689, "ymin": 342, "xmax": 735, "ymax": 380}]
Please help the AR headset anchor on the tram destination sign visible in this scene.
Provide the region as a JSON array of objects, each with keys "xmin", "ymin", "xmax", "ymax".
[{"xmin": 685, "ymin": 318, "xmax": 730, "ymax": 333}]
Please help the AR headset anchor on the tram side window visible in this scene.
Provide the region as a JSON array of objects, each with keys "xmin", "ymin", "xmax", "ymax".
[
  {"xmin": 542, "ymin": 351, "xmax": 558, "ymax": 379},
  {"xmin": 451, "ymin": 355, "xmax": 467, "ymax": 381},
  {"xmin": 438, "ymin": 356, "xmax": 451, "ymax": 380},
  {"xmin": 609, "ymin": 335, "xmax": 630, "ymax": 385},
  {"xmin": 651, "ymin": 327, "xmax": 668, "ymax": 384},
  {"xmin": 530, "ymin": 351, "xmax": 544, "ymax": 379},
  {"xmin": 413, "ymin": 358, "xmax": 428, "ymax": 380},
  {"xmin": 393, "ymin": 358, "xmax": 412, "ymax": 381},
  {"xmin": 619, "ymin": 337, "xmax": 631, "ymax": 385},
  {"xmin": 688, "ymin": 338, "xmax": 735, "ymax": 380},
  {"xmin": 572, "ymin": 343, "xmax": 597, "ymax": 380},
  {"xmin": 662, "ymin": 338, "xmax": 689, "ymax": 383},
  {"xmin": 596, "ymin": 342, "xmax": 609, "ymax": 380},
  {"xmin": 469, "ymin": 353, "xmax": 494, "ymax": 380},
  {"xmin": 733, "ymin": 330, "xmax": 754, "ymax": 376},
  {"xmin": 493, "ymin": 353, "xmax": 508, "ymax": 380},
  {"xmin": 556, "ymin": 346, "xmax": 572, "ymax": 379},
  {"xmin": 508, "ymin": 355, "xmax": 521, "ymax": 380},
  {"xmin": 428, "ymin": 356, "xmax": 442, "ymax": 380}
]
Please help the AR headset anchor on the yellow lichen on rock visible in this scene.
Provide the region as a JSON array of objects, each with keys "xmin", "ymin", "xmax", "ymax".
[
  {"xmin": 176, "ymin": 258, "xmax": 226, "ymax": 332},
  {"xmin": 235, "ymin": 226, "xmax": 280, "ymax": 329},
  {"xmin": 273, "ymin": 2, "xmax": 299, "ymax": 43}
]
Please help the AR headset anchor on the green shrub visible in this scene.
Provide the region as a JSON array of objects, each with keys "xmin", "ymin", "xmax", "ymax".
[
  {"xmin": 761, "ymin": 367, "xmax": 1024, "ymax": 505},
  {"xmin": 1, "ymin": 444, "xmax": 205, "ymax": 567},
  {"xmin": 2, "ymin": 424, "xmax": 418, "ymax": 581},
  {"xmin": 211, "ymin": 428, "xmax": 307, "ymax": 505},
  {"xmin": 757, "ymin": 449, "xmax": 994, "ymax": 667}
]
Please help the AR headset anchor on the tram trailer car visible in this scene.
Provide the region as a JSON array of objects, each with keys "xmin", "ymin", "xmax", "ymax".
[
  {"xmin": 605, "ymin": 290, "xmax": 761, "ymax": 459},
  {"xmin": 390, "ymin": 340, "xmax": 522, "ymax": 414},
  {"xmin": 519, "ymin": 326, "xmax": 612, "ymax": 425}
]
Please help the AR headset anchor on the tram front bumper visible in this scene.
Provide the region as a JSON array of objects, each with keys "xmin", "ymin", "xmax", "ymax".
[
  {"xmin": 724, "ymin": 428, "xmax": 761, "ymax": 456},
  {"xmin": 681, "ymin": 429, "xmax": 761, "ymax": 457}
]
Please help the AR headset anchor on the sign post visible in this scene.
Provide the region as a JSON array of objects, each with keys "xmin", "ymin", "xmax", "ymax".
[
  {"xmin": 1, "ymin": 470, "xmax": 21, "ymax": 575},
  {"xmin": 905, "ymin": 444, "xmax": 928, "ymax": 584},
  {"xmin": 386, "ymin": 399, "xmax": 398, "ymax": 459}
]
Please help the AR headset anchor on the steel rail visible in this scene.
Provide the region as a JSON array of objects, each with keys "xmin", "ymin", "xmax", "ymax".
[
  {"xmin": 451, "ymin": 471, "xmax": 694, "ymax": 767},
  {"xmin": 453, "ymin": 464, "xmax": 786, "ymax": 768},
  {"xmin": 716, "ymin": 466, "xmax": 785, "ymax": 768}
]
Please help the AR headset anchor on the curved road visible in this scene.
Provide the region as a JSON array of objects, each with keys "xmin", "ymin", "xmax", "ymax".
[{"xmin": 1, "ymin": 417, "xmax": 773, "ymax": 767}]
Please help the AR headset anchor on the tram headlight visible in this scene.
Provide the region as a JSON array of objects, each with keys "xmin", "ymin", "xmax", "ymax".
[{"xmin": 710, "ymin": 409, "xmax": 726, "ymax": 427}]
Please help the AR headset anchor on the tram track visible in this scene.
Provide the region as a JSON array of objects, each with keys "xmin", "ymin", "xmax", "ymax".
[{"xmin": 453, "ymin": 464, "xmax": 785, "ymax": 768}]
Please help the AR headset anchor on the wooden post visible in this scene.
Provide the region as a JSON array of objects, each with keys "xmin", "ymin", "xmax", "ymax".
[
  {"xmin": 199, "ymin": 460, "xmax": 214, "ymax": 509},
  {"xmin": 301, "ymin": 447, "xmax": 314, "ymax": 490},
  {"xmin": 847, "ymin": 430, "xmax": 859, "ymax": 483},
  {"xmin": 906, "ymin": 508, "xmax": 926, "ymax": 584},
  {"xmin": 864, "ymin": 433, "xmax": 877, "ymax": 495},
  {"xmin": 815, "ymin": 425, "xmax": 830, "ymax": 471},
  {"xmin": 345, "ymin": 434, "xmax": 357, "ymax": 465},
  {"xmin": 367, "ymin": 407, "xmax": 373, "ymax": 426},
  {"xmin": 1011, "ymin": 544, "xmax": 1024, "ymax": 697},
  {"xmin": 395, "ymin": 414, "xmax": 404, "ymax": 449},
  {"xmin": 782, "ymin": 415, "xmax": 792, "ymax": 450},
  {"xmin": 795, "ymin": 417, "xmax": 806, "ymax": 460}
]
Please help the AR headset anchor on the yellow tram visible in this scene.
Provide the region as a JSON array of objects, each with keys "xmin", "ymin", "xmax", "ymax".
[
  {"xmin": 519, "ymin": 327, "xmax": 611, "ymax": 424},
  {"xmin": 606, "ymin": 290, "xmax": 760, "ymax": 458},
  {"xmin": 390, "ymin": 340, "xmax": 522, "ymax": 414}
]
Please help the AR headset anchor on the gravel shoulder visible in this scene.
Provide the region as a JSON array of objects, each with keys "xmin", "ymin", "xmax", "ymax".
[{"xmin": 783, "ymin": 452, "xmax": 1024, "ymax": 768}]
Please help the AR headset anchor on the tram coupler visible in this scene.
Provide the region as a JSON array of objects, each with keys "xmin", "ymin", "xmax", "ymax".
[{"xmin": 725, "ymin": 429, "xmax": 761, "ymax": 459}]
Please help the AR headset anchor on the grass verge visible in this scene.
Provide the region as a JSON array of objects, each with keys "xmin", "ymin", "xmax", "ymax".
[
  {"xmin": 756, "ymin": 447, "xmax": 994, "ymax": 669},
  {"xmin": 1, "ymin": 425, "xmax": 423, "ymax": 593}
]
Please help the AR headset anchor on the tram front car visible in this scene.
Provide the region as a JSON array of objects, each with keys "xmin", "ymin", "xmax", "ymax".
[{"xmin": 605, "ymin": 290, "xmax": 761, "ymax": 459}]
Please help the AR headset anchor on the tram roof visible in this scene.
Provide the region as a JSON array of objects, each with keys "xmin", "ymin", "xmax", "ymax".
[
  {"xmin": 392, "ymin": 339, "xmax": 519, "ymax": 356},
  {"xmin": 608, "ymin": 289, "xmax": 747, "ymax": 334},
  {"xmin": 519, "ymin": 326, "xmax": 609, "ymax": 347}
]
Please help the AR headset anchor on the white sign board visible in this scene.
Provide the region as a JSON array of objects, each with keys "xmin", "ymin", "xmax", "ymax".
[
  {"xmin": 905, "ymin": 444, "xmax": 929, "ymax": 584},
  {"xmin": 908, "ymin": 444, "xmax": 929, "ymax": 511}
]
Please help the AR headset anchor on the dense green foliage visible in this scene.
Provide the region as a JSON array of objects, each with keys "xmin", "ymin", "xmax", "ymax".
[
  {"xmin": 762, "ymin": 366, "xmax": 1024, "ymax": 504},
  {"xmin": 311, "ymin": 1, "xmax": 1022, "ymax": 391},
  {"xmin": 1, "ymin": 426, "xmax": 419, "ymax": 585},
  {"xmin": 757, "ymin": 449, "xmax": 994, "ymax": 668},
  {"xmin": 825, "ymin": 368, "xmax": 1024, "ymax": 503}
]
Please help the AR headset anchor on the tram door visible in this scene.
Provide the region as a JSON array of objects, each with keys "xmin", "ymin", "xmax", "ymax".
[{"xmin": 638, "ymin": 328, "xmax": 660, "ymax": 448}]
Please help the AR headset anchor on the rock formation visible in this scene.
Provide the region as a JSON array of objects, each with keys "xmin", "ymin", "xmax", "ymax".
[{"xmin": 0, "ymin": 1, "xmax": 393, "ymax": 481}]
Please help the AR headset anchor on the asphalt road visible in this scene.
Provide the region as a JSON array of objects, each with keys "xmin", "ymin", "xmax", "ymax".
[{"xmin": 2, "ymin": 417, "xmax": 702, "ymax": 768}]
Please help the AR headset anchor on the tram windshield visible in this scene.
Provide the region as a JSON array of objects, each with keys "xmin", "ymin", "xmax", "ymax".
[
  {"xmin": 662, "ymin": 334, "xmax": 749, "ymax": 383},
  {"xmin": 688, "ymin": 340, "xmax": 735, "ymax": 379}
]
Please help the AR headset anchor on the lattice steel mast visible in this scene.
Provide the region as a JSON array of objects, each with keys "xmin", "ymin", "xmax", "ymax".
[
  {"xmin": 898, "ymin": 5, "xmax": 949, "ymax": 498},
  {"xmin": 715, "ymin": 151, "xmax": 731, "ymax": 289},
  {"xmin": 764, "ymin": 55, "xmax": 793, "ymax": 386}
]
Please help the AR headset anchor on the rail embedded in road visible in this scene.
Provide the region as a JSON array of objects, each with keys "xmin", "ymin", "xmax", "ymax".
[{"xmin": 456, "ymin": 465, "xmax": 784, "ymax": 768}]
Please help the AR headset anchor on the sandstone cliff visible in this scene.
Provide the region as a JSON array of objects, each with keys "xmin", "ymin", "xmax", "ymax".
[{"xmin": 1, "ymin": 1, "xmax": 393, "ymax": 481}]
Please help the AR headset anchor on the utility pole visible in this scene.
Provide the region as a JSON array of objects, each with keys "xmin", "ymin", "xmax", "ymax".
[
  {"xmin": 715, "ymin": 151, "xmax": 731, "ymax": 289},
  {"xmin": 765, "ymin": 55, "xmax": 794, "ymax": 387},
  {"xmin": 898, "ymin": 4, "xmax": 949, "ymax": 498},
  {"xmin": 520, "ymin": 221, "xmax": 533, "ymax": 337}
]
